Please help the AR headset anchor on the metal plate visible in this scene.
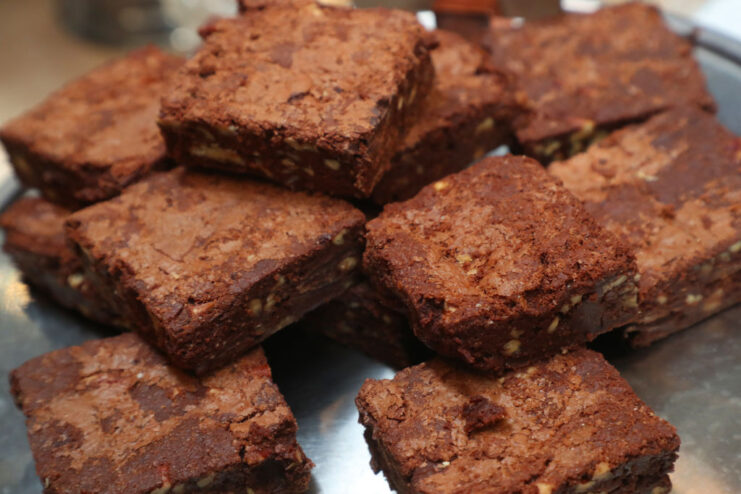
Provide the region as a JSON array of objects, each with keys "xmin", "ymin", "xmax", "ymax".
[{"xmin": 1, "ymin": 20, "xmax": 741, "ymax": 494}]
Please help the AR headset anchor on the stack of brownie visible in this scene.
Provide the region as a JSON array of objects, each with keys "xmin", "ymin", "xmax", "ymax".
[{"xmin": 1, "ymin": 1, "xmax": 739, "ymax": 493}]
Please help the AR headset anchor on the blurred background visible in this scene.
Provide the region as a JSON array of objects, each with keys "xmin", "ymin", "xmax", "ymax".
[{"xmin": 0, "ymin": 0, "xmax": 739, "ymax": 201}]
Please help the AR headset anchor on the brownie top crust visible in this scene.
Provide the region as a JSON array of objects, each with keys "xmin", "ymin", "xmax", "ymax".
[
  {"xmin": 10, "ymin": 333, "xmax": 310, "ymax": 494},
  {"xmin": 485, "ymin": 3, "xmax": 715, "ymax": 144},
  {"xmin": 0, "ymin": 47, "xmax": 182, "ymax": 188},
  {"xmin": 365, "ymin": 156, "xmax": 633, "ymax": 326},
  {"xmin": 161, "ymin": 3, "xmax": 430, "ymax": 146},
  {"xmin": 356, "ymin": 348, "xmax": 679, "ymax": 493},
  {"xmin": 66, "ymin": 167, "xmax": 365, "ymax": 333},
  {"xmin": 400, "ymin": 29, "xmax": 523, "ymax": 151},
  {"xmin": 550, "ymin": 107, "xmax": 741, "ymax": 305},
  {"xmin": 0, "ymin": 197, "xmax": 69, "ymax": 260}
]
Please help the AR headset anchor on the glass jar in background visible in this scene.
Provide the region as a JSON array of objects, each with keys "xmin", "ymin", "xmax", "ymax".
[{"xmin": 56, "ymin": 0, "xmax": 236, "ymax": 52}]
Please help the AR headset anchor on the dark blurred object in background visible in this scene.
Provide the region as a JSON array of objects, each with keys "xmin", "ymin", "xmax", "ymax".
[
  {"xmin": 56, "ymin": 0, "xmax": 236, "ymax": 50},
  {"xmin": 433, "ymin": 0, "xmax": 561, "ymax": 42},
  {"xmin": 57, "ymin": 0, "xmax": 169, "ymax": 44},
  {"xmin": 433, "ymin": 0, "xmax": 500, "ymax": 42}
]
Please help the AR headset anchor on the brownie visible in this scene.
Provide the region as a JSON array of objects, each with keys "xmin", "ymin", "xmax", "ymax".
[
  {"xmin": 301, "ymin": 280, "xmax": 431, "ymax": 368},
  {"xmin": 483, "ymin": 3, "xmax": 716, "ymax": 163},
  {"xmin": 65, "ymin": 167, "xmax": 366, "ymax": 374},
  {"xmin": 0, "ymin": 197, "xmax": 119, "ymax": 325},
  {"xmin": 364, "ymin": 155, "xmax": 637, "ymax": 373},
  {"xmin": 0, "ymin": 47, "xmax": 183, "ymax": 209},
  {"xmin": 550, "ymin": 107, "xmax": 741, "ymax": 347},
  {"xmin": 356, "ymin": 347, "xmax": 679, "ymax": 494},
  {"xmin": 159, "ymin": 3, "xmax": 434, "ymax": 199},
  {"xmin": 370, "ymin": 29, "xmax": 527, "ymax": 205},
  {"xmin": 10, "ymin": 333, "xmax": 313, "ymax": 494}
]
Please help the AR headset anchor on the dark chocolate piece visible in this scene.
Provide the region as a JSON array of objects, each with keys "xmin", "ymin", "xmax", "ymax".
[
  {"xmin": 550, "ymin": 107, "xmax": 741, "ymax": 347},
  {"xmin": 159, "ymin": 3, "xmax": 434, "ymax": 199},
  {"xmin": 11, "ymin": 333, "xmax": 313, "ymax": 494},
  {"xmin": 364, "ymin": 155, "xmax": 637, "ymax": 373},
  {"xmin": 0, "ymin": 47, "xmax": 183, "ymax": 208},
  {"xmin": 65, "ymin": 168, "xmax": 366, "ymax": 374},
  {"xmin": 356, "ymin": 347, "xmax": 679, "ymax": 494}
]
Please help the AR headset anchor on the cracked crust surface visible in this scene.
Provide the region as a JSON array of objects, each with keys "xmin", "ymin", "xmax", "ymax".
[
  {"xmin": 356, "ymin": 348, "xmax": 679, "ymax": 494},
  {"xmin": 65, "ymin": 167, "xmax": 366, "ymax": 373},
  {"xmin": 550, "ymin": 107, "xmax": 741, "ymax": 346},
  {"xmin": 159, "ymin": 3, "xmax": 434, "ymax": 198},
  {"xmin": 364, "ymin": 156, "xmax": 637, "ymax": 372},
  {"xmin": 484, "ymin": 3, "xmax": 715, "ymax": 161},
  {"xmin": 0, "ymin": 46, "xmax": 183, "ymax": 208},
  {"xmin": 10, "ymin": 333, "xmax": 313, "ymax": 494}
]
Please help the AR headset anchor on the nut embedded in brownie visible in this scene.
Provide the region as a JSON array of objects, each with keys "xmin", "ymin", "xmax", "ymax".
[
  {"xmin": 370, "ymin": 29, "xmax": 528, "ymax": 205},
  {"xmin": 159, "ymin": 2, "xmax": 435, "ymax": 199},
  {"xmin": 65, "ymin": 167, "xmax": 366, "ymax": 374},
  {"xmin": 364, "ymin": 155, "xmax": 638, "ymax": 373},
  {"xmin": 356, "ymin": 348, "xmax": 679, "ymax": 494},
  {"xmin": 0, "ymin": 46, "xmax": 183, "ymax": 209},
  {"xmin": 483, "ymin": 3, "xmax": 716, "ymax": 163},
  {"xmin": 550, "ymin": 107, "xmax": 741, "ymax": 347},
  {"xmin": 0, "ymin": 196, "xmax": 119, "ymax": 325},
  {"xmin": 10, "ymin": 333, "xmax": 313, "ymax": 494}
]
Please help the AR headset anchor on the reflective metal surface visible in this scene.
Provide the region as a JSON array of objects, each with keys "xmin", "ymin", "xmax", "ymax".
[{"xmin": 1, "ymin": 18, "xmax": 741, "ymax": 494}]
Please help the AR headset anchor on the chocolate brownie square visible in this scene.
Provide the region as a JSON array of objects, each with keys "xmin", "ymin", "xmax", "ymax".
[
  {"xmin": 159, "ymin": 2, "xmax": 434, "ymax": 199},
  {"xmin": 10, "ymin": 333, "xmax": 313, "ymax": 494},
  {"xmin": 550, "ymin": 107, "xmax": 741, "ymax": 347},
  {"xmin": 356, "ymin": 348, "xmax": 679, "ymax": 494},
  {"xmin": 364, "ymin": 155, "xmax": 637, "ymax": 373},
  {"xmin": 0, "ymin": 46, "xmax": 183, "ymax": 209},
  {"xmin": 0, "ymin": 197, "xmax": 119, "ymax": 325},
  {"xmin": 301, "ymin": 280, "xmax": 430, "ymax": 368},
  {"xmin": 484, "ymin": 3, "xmax": 715, "ymax": 163},
  {"xmin": 370, "ymin": 29, "xmax": 527, "ymax": 205},
  {"xmin": 65, "ymin": 168, "xmax": 366, "ymax": 374}
]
